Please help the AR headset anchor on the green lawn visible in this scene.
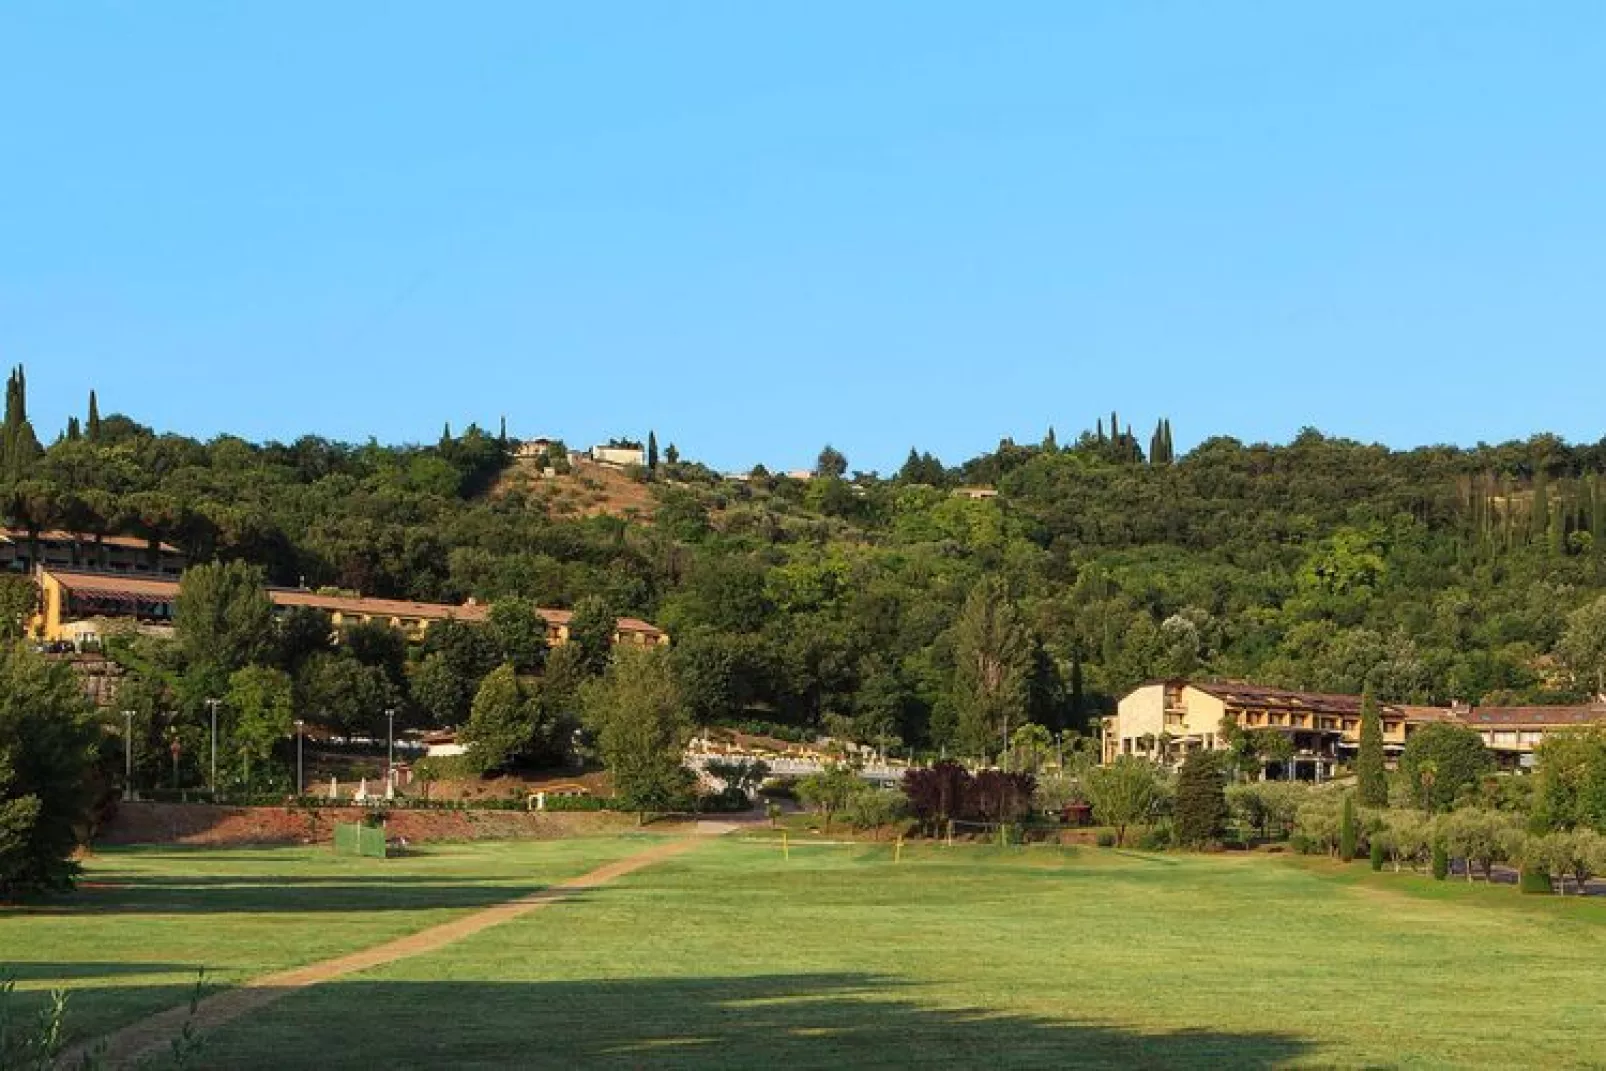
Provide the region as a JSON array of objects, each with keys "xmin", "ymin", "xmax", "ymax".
[
  {"xmin": 8, "ymin": 838, "xmax": 1606, "ymax": 1067},
  {"xmin": 0, "ymin": 837, "xmax": 654, "ymax": 1044}
]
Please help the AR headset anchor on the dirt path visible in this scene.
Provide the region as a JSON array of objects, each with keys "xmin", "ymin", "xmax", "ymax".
[{"xmin": 67, "ymin": 833, "xmax": 713, "ymax": 1069}]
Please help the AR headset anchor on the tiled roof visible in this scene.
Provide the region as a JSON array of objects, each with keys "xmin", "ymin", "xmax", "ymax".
[
  {"xmin": 43, "ymin": 569, "xmax": 664, "ymax": 639},
  {"xmin": 1190, "ymin": 681, "xmax": 1411, "ymax": 719},
  {"xmin": 3, "ymin": 528, "xmax": 182, "ymax": 554},
  {"xmin": 1459, "ymin": 706, "xmax": 1606, "ymax": 728}
]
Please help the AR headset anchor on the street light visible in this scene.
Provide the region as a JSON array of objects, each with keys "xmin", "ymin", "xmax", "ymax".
[
  {"xmin": 385, "ymin": 707, "xmax": 396, "ymax": 788},
  {"xmin": 205, "ymin": 698, "xmax": 221, "ymax": 795},
  {"xmin": 295, "ymin": 719, "xmax": 306, "ymax": 797},
  {"xmin": 122, "ymin": 709, "xmax": 136, "ymax": 801}
]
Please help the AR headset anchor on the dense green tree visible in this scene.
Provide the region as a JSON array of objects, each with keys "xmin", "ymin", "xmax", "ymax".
[
  {"xmin": 225, "ymin": 665, "xmax": 294, "ymax": 785},
  {"xmin": 86, "ymin": 389, "xmax": 102, "ymax": 442},
  {"xmin": 460, "ymin": 664, "xmax": 536, "ymax": 774},
  {"xmin": 1083, "ymin": 756, "xmax": 1163, "ymax": 848},
  {"xmin": 1356, "ymin": 688, "xmax": 1388, "ymax": 807},
  {"xmin": 0, "ymin": 646, "xmax": 99, "ymax": 898},
  {"xmin": 567, "ymin": 595, "xmax": 617, "ymax": 677},
  {"xmin": 1559, "ymin": 596, "xmax": 1606, "ymax": 698},
  {"xmin": 647, "ymin": 431, "xmax": 659, "ymax": 473},
  {"xmin": 580, "ymin": 649, "xmax": 693, "ymax": 814},
  {"xmin": 952, "ymin": 577, "xmax": 1030, "ymax": 759},
  {"xmin": 275, "ymin": 607, "xmax": 334, "ymax": 670},
  {"xmin": 797, "ymin": 763, "xmax": 868, "ymax": 834},
  {"xmin": 1400, "ymin": 723, "xmax": 1494, "ymax": 812},
  {"xmin": 409, "ymin": 651, "xmax": 477, "ymax": 727},
  {"xmin": 1176, "ymin": 751, "xmax": 1229, "ymax": 848},
  {"xmin": 1533, "ymin": 727, "xmax": 1606, "ymax": 833},
  {"xmin": 815, "ymin": 444, "xmax": 848, "ymax": 479},
  {"xmin": 296, "ymin": 652, "xmax": 396, "ymax": 738},
  {"xmin": 175, "ymin": 561, "xmax": 275, "ymax": 687},
  {"xmin": 488, "ymin": 598, "xmax": 548, "ymax": 673},
  {"xmin": 343, "ymin": 620, "xmax": 409, "ymax": 690},
  {"xmin": 0, "ymin": 575, "xmax": 36, "ymax": 640}
]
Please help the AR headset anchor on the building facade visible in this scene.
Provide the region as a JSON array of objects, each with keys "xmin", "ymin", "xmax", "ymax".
[
  {"xmin": 1102, "ymin": 679, "xmax": 1599, "ymax": 778},
  {"xmin": 2, "ymin": 529, "xmax": 185, "ymax": 576}
]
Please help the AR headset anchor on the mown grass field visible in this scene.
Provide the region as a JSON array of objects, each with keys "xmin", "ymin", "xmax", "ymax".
[{"xmin": 7, "ymin": 836, "xmax": 1606, "ymax": 1068}]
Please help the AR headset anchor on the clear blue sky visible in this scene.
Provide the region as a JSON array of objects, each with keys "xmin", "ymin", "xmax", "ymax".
[{"xmin": 3, "ymin": 3, "xmax": 1602, "ymax": 474}]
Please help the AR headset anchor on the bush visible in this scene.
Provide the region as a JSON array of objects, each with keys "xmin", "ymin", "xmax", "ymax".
[
  {"xmin": 846, "ymin": 789, "xmax": 909, "ymax": 834},
  {"xmin": 1293, "ymin": 792, "xmax": 1346, "ymax": 856},
  {"xmin": 1369, "ymin": 838, "xmax": 1386, "ymax": 871},
  {"xmin": 757, "ymin": 777, "xmax": 798, "ymax": 801},
  {"xmin": 1095, "ymin": 831, "xmax": 1117, "ymax": 848},
  {"xmin": 1519, "ymin": 867, "xmax": 1554, "ymax": 895},
  {"xmin": 1339, "ymin": 795, "xmax": 1358, "ymax": 862},
  {"xmin": 1226, "ymin": 781, "xmax": 1306, "ymax": 842},
  {"xmin": 1432, "ymin": 841, "xmax": 1450, "ymax": 880},
  {"xmin": 1136, "ymin": 822, "xmax": 1173, "ymax": 852}
]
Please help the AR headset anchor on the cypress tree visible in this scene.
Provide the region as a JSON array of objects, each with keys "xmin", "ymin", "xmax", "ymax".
[
  {"xmin": 1339, "ymin": 793, "xmax": 1358, "ymax": 862},
  {"xmin": 1043, "ymin": 425, "xmax": 1057, "ymax": 452},
  {"xmin": 1369, "ymin": 837, "xmax": 1386, "ymax": 871},
  {"xmin": 1356, "ymin": 688, "xmax": 1388, "ymax": 807},
  {"xmin": 647, "ymin": 430, "xmax": 659, "ymax": 472},
  {"xmin": 1149, "ymin": 419, "xmax": 1164, "ymax": 465},
  {"xmin": 1532, "ymin": 471, "xmax": 1549, "ymax": 546},
  {"xmin": 87, "ymin": 389, "xmax": 102, "ymax": 442},
  {"xmin": 497, "ymin": 416, "xmax": 508, "ymax": 448},
  {"xmin": 1432, "ymin": 840, "xmax": 1449, "ymax": 880},
  {"xmin": 65, "ymin": 416, "xmax": 81, "ymax": 441},
  {"xmin": 1175, "ymin": 751, "xmax": 1229, "ymax": 848}
]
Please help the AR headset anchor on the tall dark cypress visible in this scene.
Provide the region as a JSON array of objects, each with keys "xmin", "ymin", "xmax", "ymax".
[
  {"xmin": 87, "ymin": 389, "xmax": 102, "ymax": 442},
  {"xmin": 647, "ymin": 430, "xmax": 659, "ymax": 472}
]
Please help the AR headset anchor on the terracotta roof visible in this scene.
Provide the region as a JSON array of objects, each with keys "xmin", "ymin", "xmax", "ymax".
[
  {"xmin": 1190, "ymin": 681, "xmax": 1411, "ymax": 719},
  {"xmin": 268, "ymin": 588, "xmax": 488, "ymax": 623},
  {"xmin": 46, "ymin": 570, "xmax": 183, "ymax": 600},
  {"xmin": 1460, "ymin": 706, "xmax": 1606, "ymax": 728},
  {"xmin": 43, "ymin": 568, "xmax": 664, "ymax": 639},
  {"xmin": 3, "ymin": 528, "xmax": 181, "ymax": 554}
]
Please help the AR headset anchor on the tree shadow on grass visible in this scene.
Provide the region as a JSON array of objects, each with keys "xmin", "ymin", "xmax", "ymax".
[
  {"xmin": 25, "ymin": 875, "xmax": 600, "ymax": 916},
  {"xmin": 187, "ymin": 972, "xmax": 1311, "ymax": 1070}
]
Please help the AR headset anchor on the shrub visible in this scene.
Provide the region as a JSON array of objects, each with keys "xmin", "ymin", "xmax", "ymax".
[
  {"xmin": 1226, "ymin": 781, "xmax": 1306, "ymax": 842},
  {"xmin": 1431, "ymin": 841, "xmax": 1450, "ymax": 880},
  {"xmin": 1440, "ymin": 808, "xmax": 1520, "ymax": 882},
  {"xmin": 1082, "ymin": 757, "xmax": 1164, "ymax": 848},
  {"xmin": 1519, "ymin": 867, "xmax": 1554, "ymax": 895},
  {"xmin": 1293, "ymin": 792, "xmax": 1346, "ymax": 856},
  {"xmin": 1095, "ymin": 830, "xmax": 1117, "ymax": 848},
  {"xmin": 1136, "ymin": 821, "xmax": 1174, "ymax": 852},
  {"xmin": 1369, "ymin": 838, "xmax": 1386, "ymax": 871},
  {"xmin": 1339, "ymin": 795, "xmax": 1358, "ymax": 862},
  {"xmin": 846, "ymin": 789, "xmax": 909, "ymax": 835}
]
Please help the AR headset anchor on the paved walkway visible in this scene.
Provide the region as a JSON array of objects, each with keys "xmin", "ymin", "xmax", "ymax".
[{"xmin": 67, "ymin": 832, "xmax": 714, "ymax": 1069}]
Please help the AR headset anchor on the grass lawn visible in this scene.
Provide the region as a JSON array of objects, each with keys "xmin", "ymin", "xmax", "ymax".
[
  {"xmin": 0, "ymin": 837, "xmax": 655, "ymax": 1045},
  {"xmin": 181, "ymin": 839, "xmax": 1606, "ymax": 1069}
]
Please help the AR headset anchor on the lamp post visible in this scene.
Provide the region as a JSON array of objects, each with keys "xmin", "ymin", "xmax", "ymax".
[
  {"xmin": 122, "ymin": 709, "xmax": 136, "ymax": 801},
  {"xmin": 205, "ymin": 698, "xmax": 221, "ymax": 794},
  {"xmin": 295, "ymin": 719, "xmax": 306, "ymax": 797},
  {"xmin": 385, "ymin": 707, "xmax": 396, "ymax": 788}
]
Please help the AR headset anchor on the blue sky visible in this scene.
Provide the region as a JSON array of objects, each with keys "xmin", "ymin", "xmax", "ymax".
[{"xmin": 3, "ymin": 2, "xmax": 1602, "ymax": 473}]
